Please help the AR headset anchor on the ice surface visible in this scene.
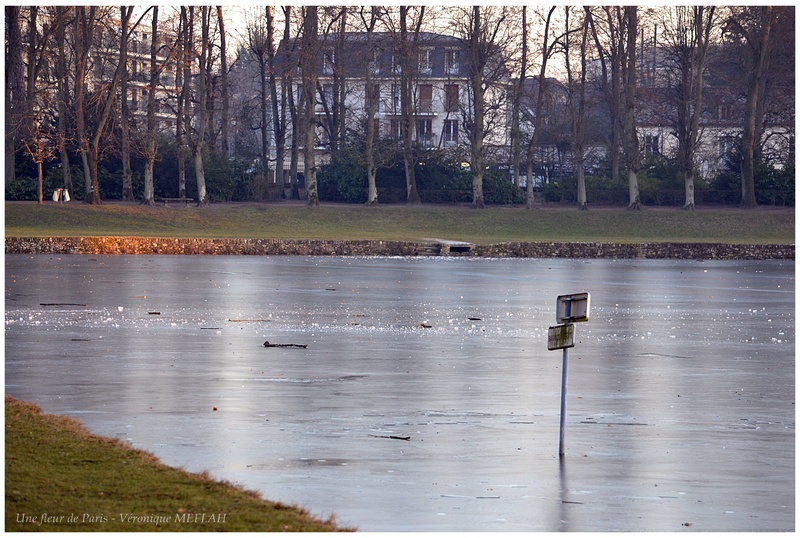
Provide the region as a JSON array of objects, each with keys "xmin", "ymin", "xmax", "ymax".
[{"xmin": 5, "ymin": 255, "xmax": 794, "ymax": 531}]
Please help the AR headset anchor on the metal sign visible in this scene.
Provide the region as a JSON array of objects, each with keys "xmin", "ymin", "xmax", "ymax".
[
  {"xmin": 556, "ymin": 292, "xmax": 590, "ymax": 323},
  {"xmin": 547, "ymin": 323, "xmax": 575, "ymax": 351},
  {"xmin": 549, "ymin": 292, "xmax": 591, "ymax": 458}
]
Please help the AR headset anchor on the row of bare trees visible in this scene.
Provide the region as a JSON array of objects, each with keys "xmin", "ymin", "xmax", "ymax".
[
  {"xmin": 5, "ymin": 6, "xmax": 793, "ymax": 209},
  {"xmin": 6, "ymin": 6, "xmax": 227, "ymax": 205}
]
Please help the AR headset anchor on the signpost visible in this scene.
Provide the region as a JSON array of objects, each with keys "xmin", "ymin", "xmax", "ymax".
[{"xmin": 549, "ymin": 292, "xmax": 590, "ymax": 458}]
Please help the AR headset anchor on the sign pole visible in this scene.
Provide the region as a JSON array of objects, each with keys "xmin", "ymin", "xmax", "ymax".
[
  {"xmin": 559, "ymin": 345, "xmax": 568, "ymax": 458},
  {"xmin": 548, "ymin": 292, "xmax": 589, "ymax": 459},
  {"xmin": 558, "ymin": 298, "xmax": 572, "ymax": 458}
]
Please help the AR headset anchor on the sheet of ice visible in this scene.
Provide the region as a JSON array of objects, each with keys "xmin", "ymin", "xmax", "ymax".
[{"xmin": 5, "ymin": 255, "xmax": 794, "ymax": 531}]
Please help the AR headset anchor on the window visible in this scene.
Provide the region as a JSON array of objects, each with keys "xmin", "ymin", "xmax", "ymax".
[
  {"xmin": 391, "ymin": 84, "xmax": 401, "ymax": 112},
  {"xmin": 390, "ymin": 119, "xmax": 403, "ymax": 139},
  {"xmin": 416, "ymin": 119, "xmax": 432, "ymax": 146},
  {"xmin": 418, "ymin": 47, "xmax": 432, "ymax": 73},
  {"xmin": 319, "ymin": 117, "xmax": 332, "ymax": 146},
  {"xmin": 443, "ymin": 119, "xmax": 458, "ymax": 144},
  {"xmin": 322, "ymin": 83, "xmax": 334, "ymax": 108},
  {"xmin": 371, "ymin": 50, "xmax": 381, "ymax": 74},
  {"xmin": 643, "ymin": 134, "xmax": 659, "ymax": 155},
  {"xmin": 365, "ymin": 84, "xmax": 380, "ymax": 112},
  {"xmin": 445, "ymin": 48, "xmax": 459, "ymax": 74},
  {"xmin": 719, "ymin": 104, "xmax": 734, "ymax": 121},
  {"xmin": 322, "ymin": 48, "xmax": 335, "ymax": 75},
  {"xmin": 417, "ymin": 84, "xmax": 432, "ymax": 113},
  {"xmin": 391, "ymin": 53, "xmax": 401, "ymax": 73},
  {"xmin": 718, "ymin": 136, "xmax": 736, "ymax": 161},
  {"xmin": 445, "ymin": 84, "xmax": 459, "ymax": 113}
]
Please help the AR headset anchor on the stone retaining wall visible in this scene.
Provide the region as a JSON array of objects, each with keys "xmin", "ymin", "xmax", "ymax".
[{"xmin": 5, "ymin": 237, "xmax": 794, "ymax": 259}]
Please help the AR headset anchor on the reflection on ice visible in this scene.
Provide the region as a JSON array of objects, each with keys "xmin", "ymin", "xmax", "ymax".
[{"xmin": 5, "ymin": 255, "xmax": 795, "ymax": 532}]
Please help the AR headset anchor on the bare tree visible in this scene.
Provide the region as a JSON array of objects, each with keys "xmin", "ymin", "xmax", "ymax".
[
  {"xmin": 726, "ymin": 6, "xmax": 777, "ymax": 209},
  {"xmin": 586, "ymin": 7, "xmax": 622, "ymax": 188},
  {"xmin": 142, "ymin": 7, "xmax": 161, "ymax": 205},
  {"xmin": 74, "ymin": 6, "xmax": 126, "ymax": 204},
  {"xmin": 12, "ymin": 7, "xmax": 61, "ymax": 200},
  {"xmin": 284, "ymin": 7, "xmax": 302, "ymax": 200},
  {"xmin": 245, "ymin": 9, "xmax": 271, "ymax": 174},
  {"xmin": 523, "ymin": 7, "xmax": 558, "ymax": 209},
  {"xmin": 451, "ymin": 6, "xmax": 515, "ymax": 208},
  {"xmin": 315, "ymin": 7, "xmax": 348, "ymax": 153},
  {"xmin": 189, "ymin": 6, "xmax": 212, "ymax": 205},
  {"xmin": 509, "ymin": 6, "xmax": 527, "ymax": 190},
  {"xmin": 176, "ymin": 7, "xmax": 190, "ymax": 199},
  {"xmin": 217, "ymin": 7, "xmax": 230, "ymax": 158},
  {"xmin": 398, "ymin": 6, "xmax": 424, "ymax": 205},
  {"xmin": 359, "ymin": 6, "xmax": 381, "ymax": 205},
  {"xmin": 22, "ymin": 106, "xmax": 55, "ymax": 204},
  {"xmin": 561, "ymin": 7, "xmax": 591, "ymax": 209},
  {"xmin": 54, "ymin": 6, "xmax": 74, "ymax": 198},
  {"xmin": 266, "ymin": 6, "xmax": 288, "ymax": 189},
  {"xmin": 661, "ymin": 7, "xmax": 716, "ymax": 210}
]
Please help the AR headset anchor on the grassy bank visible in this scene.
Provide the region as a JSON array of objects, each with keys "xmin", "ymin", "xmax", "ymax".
[
  {"xmin": 5, "ymin": 396, "xmax": 352, "ymax": 532},
  {"xmin": 5, "ymin": 201, "xmax": 795, "ymax": 245}
]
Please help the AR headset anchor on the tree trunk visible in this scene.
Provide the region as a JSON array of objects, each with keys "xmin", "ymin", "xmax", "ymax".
[
  {"xmin": 738, "ymin": 7, "xmax": 774, "ymax": 209},
  {"xmin": 563, "ymin": 7, "xmax": 589, "ymax": 209},
  {"xmin": 468, "ymin": 7, "xmax": 486, "ymax": 209},
  {"xmin": 217, "ymin": 7, "xmax": 230, "ymax": 158},
  {"xmin": 194, "ymin": 148, "xmax": 207, "ymax": 203},
  {"xmin": 302, "ymin": 7, "xmax": 319, "ymax": 206},
  {"xmin": 525, "ymin": 159, "xmax": 535, "ymax": 210},
  {"xmin": 74, "ymin": 7, "xmax": 100, "ymax": 204},
  {"xmin": 577, "ymin": 157, "xmax": 587, "ymax": 209},
  {"xmin": 55, "ymin": 6, "xmax": 73, "ymax": 198},
  {"xmin": 193, "ymin": 6, "xmax": 210, "ymax": 205},
  {"xmin": 282, "ymin": 7, "xmax": 300, "ymax": 199},
  {"xmin": 6, "ymin": 7, "xmax": 24, "ymax": 188},
  {"xmin": 267, "ymin": 7, "xmax": 287, "ymax": 189},
  {"xmin": 622, "ymin": 7, "xmax": 641, "ymax": 210},
  {"xmin": 258, "ymin": 51, "xmax": 269, "ymax": 173},
  {"xmin": 363, "ymin": 7, "xmax": 379, "ymax": 205},
  {"xmin": 574, "ymin": 10, "xmax": 589, "ymax": 210},
  {"xmin": 176, "ymin": 7, "xmax": 188, "ymax": 200},
  {"xmin": 120, "ymin": 7, "xmax": 134, "ymax": 201},
  {"xmin": 143, "ymin": 6, "xmax": 159, "ymax": 205},
  {"xmin": 37, "ymin": 160, "xmax": 43, "ymax": 204},
  {"xmin": 400, "ymin": 6, "xmax": 421, "ymax": 205}
]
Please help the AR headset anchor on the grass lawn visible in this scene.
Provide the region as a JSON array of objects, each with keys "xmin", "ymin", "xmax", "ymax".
[
  {"xmin": 5, "ymin": 201, "xmax": 795, "ymax": 245},
  {"xmin": 5, "ymin": 396, "xmax": 352, "ymax": 532}
]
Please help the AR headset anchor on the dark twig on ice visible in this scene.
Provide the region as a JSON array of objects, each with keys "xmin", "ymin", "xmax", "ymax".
[
  {"xmin": 369, "ymin": 434, "xmax": 411, "ymax": 441},
  {"xmin": 263, "ymin": 341, "xmax": 308, "ymax": 349}
]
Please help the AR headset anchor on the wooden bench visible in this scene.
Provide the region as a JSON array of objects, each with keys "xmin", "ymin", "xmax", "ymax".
[{"xmin": 162, "ymin": 197, "xmax": 194, "ymax": 206}]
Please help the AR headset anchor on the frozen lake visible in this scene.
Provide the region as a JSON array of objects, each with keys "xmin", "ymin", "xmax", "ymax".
[{"xmin": 5, "ymin": 255, "xmax": 795, "ymax": 531}]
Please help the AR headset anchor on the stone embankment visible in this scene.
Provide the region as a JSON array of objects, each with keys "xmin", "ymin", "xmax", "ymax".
[{"xmin": 5, "ymin": 236, "xmax": 794, "ymax": 259}]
